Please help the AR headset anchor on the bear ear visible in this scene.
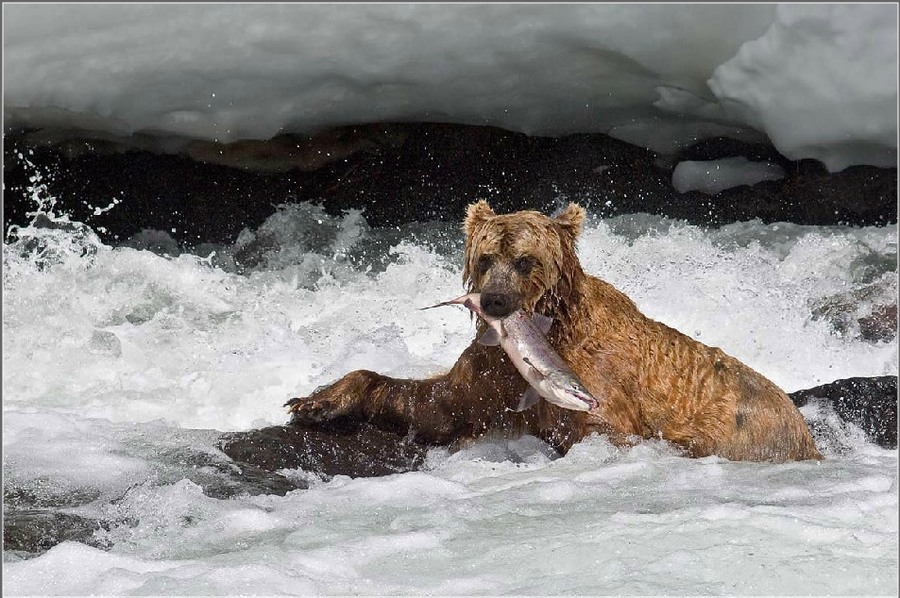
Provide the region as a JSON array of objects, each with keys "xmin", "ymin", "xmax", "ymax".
[
  {"xmin": 464, "ymin": 200, "xmax": 496, "ymax": 237},
  {"xmin": 554, "ymin": 203, "xmax": 586, "ymax": 238}
]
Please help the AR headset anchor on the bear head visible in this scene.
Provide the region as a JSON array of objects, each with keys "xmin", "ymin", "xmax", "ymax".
[{"xmin": 462, "ymin": 200, "xmax": 586, "ymax": 318}]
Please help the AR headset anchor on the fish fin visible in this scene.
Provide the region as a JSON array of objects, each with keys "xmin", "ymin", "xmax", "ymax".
[
  {"xmin": 477, "ymin": 328, "xmax": 501, "ymax": 346},
  {"xmin": 515, "ymin": 387, "xmax": 542, "ymax": 412},
  {"xmin": 521, "ymin": 356, "xmax": 546, "ymax": 381},
  {"xmin": 531, "ymin": 313, "xmax": 553, "ymax": 335}
]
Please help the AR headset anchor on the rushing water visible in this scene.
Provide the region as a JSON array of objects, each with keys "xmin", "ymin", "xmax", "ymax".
[{"xmin": 2, "ymin": 191, "xmax": 898, "ymax": 595}]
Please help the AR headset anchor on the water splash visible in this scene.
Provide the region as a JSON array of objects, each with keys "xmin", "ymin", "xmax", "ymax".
[{"xmin": 2, "ymin": 190, "xmax": 896, "ymax": 594}]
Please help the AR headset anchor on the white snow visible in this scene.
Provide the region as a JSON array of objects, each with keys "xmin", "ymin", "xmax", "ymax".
[
  {"xmin": 672, "ymin": 157, "xmax": 786, "ymax": 195},
  {"xmin": 707, "ymin": 4, "xmax": 899, "ymax": 171},
  {"xmin": 3, "ymin": 3, "xmax": 897, "ymax": 171}
]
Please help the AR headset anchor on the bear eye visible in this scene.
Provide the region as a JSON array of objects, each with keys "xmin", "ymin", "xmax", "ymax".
[
  {"xmin": 514, "ymin": 255, "xmax": 535, "ymax": 276},
  {"xmin": 477, "ymin": 255, "xmax": 494, "ymax": 275}
]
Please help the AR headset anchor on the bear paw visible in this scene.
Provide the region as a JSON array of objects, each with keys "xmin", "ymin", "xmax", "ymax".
[{"xmin": 285, "ymin": 395, "xmax": 354, "ymax": 422}]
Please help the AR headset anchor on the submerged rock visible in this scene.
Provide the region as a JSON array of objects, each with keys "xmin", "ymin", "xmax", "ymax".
[
  {"xmin": 3, "ymin": 376, "xmax": 892, "ymax": 559},
  {"xmin": 147, "ymin": 444, "xmax": 306, "ymax": 499},
  {"xmin": 1, "ymin": 431, "xmax": 305, "ymax": 557},
  {"xmin": 87, "ymin": 329, "xmax": 122, "ymax": 357},
  {"xmin": 2, "ymin": 509, "xmax": 108, "ymax": 557},
  {"xmin": 218, "ymin": 422, "xmax": 429, "ymax": 478},
  {"xmin": 810, "ymin": 281, "xmax": 898, "ymax": 344}
]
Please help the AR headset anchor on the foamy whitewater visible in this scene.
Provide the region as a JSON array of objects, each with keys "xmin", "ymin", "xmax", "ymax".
[{"xmin": 2, "ymin": 180, "xmax": 898, "ymax": 594}]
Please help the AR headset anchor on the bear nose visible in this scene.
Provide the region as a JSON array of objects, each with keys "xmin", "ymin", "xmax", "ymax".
[{"xmin": 481, "ymin": 292, "xmax": 516, "ymax": 318}]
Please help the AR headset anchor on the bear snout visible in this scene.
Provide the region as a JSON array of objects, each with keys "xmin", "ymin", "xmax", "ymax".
[{"xmin": 481, "ymin": 291, "xmax": 519, "ymax": 318}]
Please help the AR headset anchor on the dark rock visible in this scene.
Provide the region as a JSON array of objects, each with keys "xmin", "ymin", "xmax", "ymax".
[
  {"xmin": 708, "ymin": 163, "xmax": 898, "ymax": 227},
  {"xmin": 790, "ymin": 376, "xmax": 898, "ymax": 449},
  {"xmin": 859, "ymin": 304, "xmax": 898, "ymax": 343},
  {"xmin": 2, "ymin": 509, "xmax": 109, "ymax": 556},
  {"xmin": 218, "ymin": 422, "xmax": 429, "ymax": 478},
  {"xmin": 14, "ymin": 125, "xmax": 409, "ymax": 173},
  {"xmin": 677, "ymin": 136, "xmax": 792, "ymax": 168},
  {"xmin": 184, "ymin": 126, "xmax": 409, "ymax": 172},
  {"xmin": 199, "ymin": 461, "xmax": 305, "ymax": 499},
  {"xmin": 307, "ymin": 123, "xmax": 671, "ymax": 226},
  {"xmin": 5, "ymin": 123, "xmax": 895, "ymax": 252}
]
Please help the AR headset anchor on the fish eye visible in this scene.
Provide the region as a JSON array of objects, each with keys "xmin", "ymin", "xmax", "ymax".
[{"xmin": 514, "ymin": 255, "xmax": 535, "ymax": 276}]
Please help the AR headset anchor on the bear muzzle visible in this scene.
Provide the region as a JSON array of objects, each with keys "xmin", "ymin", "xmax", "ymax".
[{"xmin": 480, "ymin": 290, "xmax": 521, "ymax": 318}]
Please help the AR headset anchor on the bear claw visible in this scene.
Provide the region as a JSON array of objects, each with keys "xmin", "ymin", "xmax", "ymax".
[{"xmin": 286, "ymin": 396, "xmax": 351, "ymax": 422}]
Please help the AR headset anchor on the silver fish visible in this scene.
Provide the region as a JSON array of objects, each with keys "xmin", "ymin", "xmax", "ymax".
[{"xmin": 422, "ymin": 293, "xmax": 599, "ymax": 412}]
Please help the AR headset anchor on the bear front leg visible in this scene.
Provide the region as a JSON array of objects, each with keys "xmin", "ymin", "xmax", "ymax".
[
  {"xmin": 285, "ymin": 369, "xmax": 384, "ymax": 423},
  {"xmin": 286, "ymin": 339, "xmax": 524, "ymax": 444}
]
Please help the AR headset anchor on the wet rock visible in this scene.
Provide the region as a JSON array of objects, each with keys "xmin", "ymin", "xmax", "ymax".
[
  {"xmin": 3, "ymin": 509, "xmax": 109, "ymax": 556},
  {"xmin": 1, "ymin": 441, "xmax": 305, "ymax": 557},
  {"xmin": 810, "ymin": 280, "xmax": 898, "ymax": 344},
  {"xmin": 203, "ymin": 461, "xmax": 305, "ymax": 498},
  {"xmin": 218, "ymin": 422, "xmax": 429, "ymax": 478},
  {"xmin": 790, "ymin": 376, "xmax": 898, "ymax": 449},
  {"xmin": 3, "ymin": 484, "xmax": 102, "ymax": 510},
  {"xmin": 676, "ymin": 136, "xmax": 792, "ymax": 167}
]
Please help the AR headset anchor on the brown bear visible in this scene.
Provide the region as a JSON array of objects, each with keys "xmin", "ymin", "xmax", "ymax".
[{"xmin": 287, "ymin": 201, "xmax": 822, "ymax": 462}]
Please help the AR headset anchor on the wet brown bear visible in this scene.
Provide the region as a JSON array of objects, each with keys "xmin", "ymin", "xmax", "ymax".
[{"xmin": 287, "ymin": 201, "xmax": 822, "ymax": 462}]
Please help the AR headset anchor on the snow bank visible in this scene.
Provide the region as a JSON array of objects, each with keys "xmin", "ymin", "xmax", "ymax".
[
  {"xmin": 707, "ymin": 4, "xmax": 898, "ymax": 171},
  {"xmin": 3, "ymin": 4, "xmax": 896, "ymax": 171}
]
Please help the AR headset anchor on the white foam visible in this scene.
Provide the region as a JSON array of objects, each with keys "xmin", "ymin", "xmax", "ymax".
[{"xmin": 2, "ymin": 205, "xmax": 897, "ymax": 594}]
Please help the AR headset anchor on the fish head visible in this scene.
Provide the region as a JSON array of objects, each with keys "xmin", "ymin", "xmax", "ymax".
[
  {"xmin": 545, "ymin": 375, "xmax": 600, "ymax": 412},
  {"xmin": 463, "ymin": 201, "xmax": 586, "ymax": 319}
]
